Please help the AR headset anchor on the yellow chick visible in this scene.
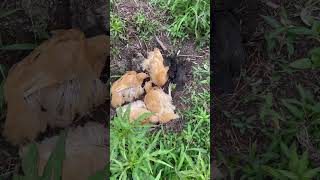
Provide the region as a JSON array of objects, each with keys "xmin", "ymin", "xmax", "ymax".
[
  {"xmin": 142, "ymin": 48, "xmax": 169, "ymax": 87},
  {"xmin": 144, "ymin": 81, "xmax": 179, "ymax": 123},
  {"xmin": 119, "ymin": 100, "xmax": 159, "ymax": 124},
  {"xmin": 111, "ymin": 71, "xmax": 148, "ymax": 108}
]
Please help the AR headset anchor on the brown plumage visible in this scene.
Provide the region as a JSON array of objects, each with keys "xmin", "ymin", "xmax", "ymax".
[
  {"xmin": 111, "ymin": 71, "xmax": 148, "ymax": 108},
  {"xmin": 144, "ymin": 81, "xmax": 179, "ymax": 123},
  {"xmin": 142, "ymin": 48, "xmax": 169, "ymax": 87},
  {"xmin": 118, "ymin": 100, "xmax": 159, "ymax": 124}
]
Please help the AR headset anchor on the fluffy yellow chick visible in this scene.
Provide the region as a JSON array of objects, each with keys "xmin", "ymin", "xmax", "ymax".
[
  {"xmin": 142, "ymin": 48, "xmax": 169, "ymax": 87},
  {"xmin": 111, "ymin": 71, "xmax": 148, "ymax": 108},
  {"xmin": 144, "ymin": 81, "xmax": 179, "ymax": 123},
  {"xmin": 119, "ymin": 100, "xmax": 159, "ymax": 124}
]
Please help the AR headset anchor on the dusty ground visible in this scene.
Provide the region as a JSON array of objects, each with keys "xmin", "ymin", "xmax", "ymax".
[
  {"xmin": 110, "ymin": 0, "xmax": 210, "ymax": 131},
  {"xmin": 0, "ymin": 0, "xmax": 109, "ymax": 179}
]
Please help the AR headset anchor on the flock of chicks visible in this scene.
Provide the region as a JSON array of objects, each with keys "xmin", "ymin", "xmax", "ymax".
[{"xmin": 111, "ymin": 48, "xmax": 180, "ymax": 124}]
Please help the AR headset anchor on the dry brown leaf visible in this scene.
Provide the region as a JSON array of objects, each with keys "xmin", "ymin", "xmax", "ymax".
[
  {"xmin": 19, "ymin": 122, "xmax": 107, "ymax": 180},
  {"xmin": 111, "ymin": 71, "xmax": 148, "ymax": 108},
  {"xmin": 119, "ymin": 100, "xmax": 159, "ymax": 124},
  {"xmin": 144, "ymin": 81, "xmax": 179, "ymax": 123},
  {"xmin": 3, "ymin": 29, "xmax": 109, "ymax": 144},
  {"xmin": 142, "ymin": 48, "xmax": 169, "ymax": 87}
]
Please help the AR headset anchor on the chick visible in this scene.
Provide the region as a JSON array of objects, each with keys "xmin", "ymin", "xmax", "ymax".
[
  {"xmin": 119, "ymin": 100, "xmax": 159, "ymax": 124},
  {"xmin": 142, "ymin": 48, "xmax": 169, "ymax": 87},
  {"xmin": 144, "ymin": 81, "xmax": 179, "ymax": 123},
  {"xmin": 111, "ymin": 71, "xmax": 148, "ymax": 108}
]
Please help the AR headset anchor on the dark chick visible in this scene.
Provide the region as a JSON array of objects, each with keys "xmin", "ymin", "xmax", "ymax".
[
  {"xmin": 213, "ymin": 11, "xmax": 246, "ymax": 94},
  {"xmin": 164, "ymin": 54, "xmax": 186, "ymax": 91}
]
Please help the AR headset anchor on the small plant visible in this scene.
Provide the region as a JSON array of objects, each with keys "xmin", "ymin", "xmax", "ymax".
[{"xmin": 111, "ymin": 14, "xmax": 126, "ymax": 41}]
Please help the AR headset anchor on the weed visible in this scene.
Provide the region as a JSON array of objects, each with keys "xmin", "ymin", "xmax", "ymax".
[{"xmin": 111, "ymin": 14, "xmax": 126, "ymax": 41}]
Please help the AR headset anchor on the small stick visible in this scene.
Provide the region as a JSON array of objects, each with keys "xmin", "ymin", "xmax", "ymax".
[
  {"xmin": 177, "ymin": 54, "xmax": 203, "ymax": 58},
  {"xmin": 155, "ymin": 36, "xmax": 167, "ymax": 51}
]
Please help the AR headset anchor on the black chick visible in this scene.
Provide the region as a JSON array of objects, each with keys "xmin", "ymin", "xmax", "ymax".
[{"xmin": 164, "ymin": 53, "xmax": 186, "ymax": 91}]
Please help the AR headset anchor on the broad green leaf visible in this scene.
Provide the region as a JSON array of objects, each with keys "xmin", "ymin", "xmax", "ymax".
[
  {"xmin": 278, "ymin": 170, "xmax": 298, "ymax": 179},
  {"xmin": 282, "ymin": 100, "xmax": 304, "ymax": 119},
  {"xmin": 0, "ymin": 43, "xmax": 37, "ymax": 50},
  {"xmin": 133, "ymin": 112, "xmax": 155, "ymax": 124},
  {"xmin": 42, "ymin": 131, "xmax": 67, "ymax": 180},
  {"xmin": 0, "ymin": 8, "xmax": 21, "ymax": 18},
  {"xmin": 297, "ymin": 151, "xmax": 309, "ymax": 174},
  {"xmin": 304, "ymin": 167, "xmax": 320, "ymax": 178},
  {"xmin": 261, "ymin": 15, "xmax": 281, "ymax": 29},
  {"xmin": 88, "ymin": 168, "xmax": 106, "ymax": 180},
  {"xmin": 154, "ymin": 169, "xmax": 163, "ymax": 180},
  {"xmin": 287, "ymin": 27, "xmax": 313, "ymax": 35},
  {"xmin": 21, "ymin": 143, "xmax": 39, "ymax": 179},
  {"xmin": 289, "ymin": 58, "xmax": 312, "ymax": 69},
  {"xmin": 280, "ymin": 142, "xmax": 290, "ymax": 159},
  {"xmin": 12, "ymin": 175, "xmax": 23, "ymax": 180}
]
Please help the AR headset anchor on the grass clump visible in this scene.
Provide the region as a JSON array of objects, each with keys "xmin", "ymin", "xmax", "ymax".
[
  {"xmin": 150, "ymin": 0, "xmax": 210, "ymax": 46},
  {"xmin": 111, "ymin": 13, "xmax": 127, "ymax": 41}
]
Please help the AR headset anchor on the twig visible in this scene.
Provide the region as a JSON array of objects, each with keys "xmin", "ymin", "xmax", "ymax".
[
  {"xmin": 177, "ymin": 54, "xmax": 203, "ymax": 58},
  {"xmin": 155, "ymin": 36, "xmax": 167, "ymax": 51}
]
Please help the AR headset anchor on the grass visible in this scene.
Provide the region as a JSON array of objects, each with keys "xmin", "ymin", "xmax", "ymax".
[
  {"xmin": 110, "ymin": 61, "xmax": 210, "ymax": 179},
  {"xmin": 216, "ymin": 1, "xmax": 320, "ymax": 179},
  {"xmin": 110, "ymin": 13, "xmax": 127, "ymax": 41},
  {"xmin": 132, "ymin": 11, "xmax": 161, "ymax": 41},
  {"xmin": 150, "ymin": 0, "xmax": 210, "ymax": 46}
]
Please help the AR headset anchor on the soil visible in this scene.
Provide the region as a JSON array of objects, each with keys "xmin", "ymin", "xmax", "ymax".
[{"xmin": 0, "ymin": 0, "xmax": 109, "ymax": 179}]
